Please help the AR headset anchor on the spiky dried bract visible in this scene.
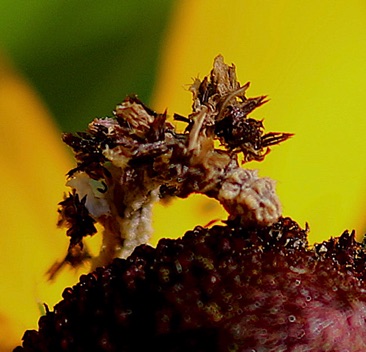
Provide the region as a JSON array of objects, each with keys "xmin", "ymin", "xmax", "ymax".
[
  {"xmin": 189, "ymin": 56, "xmax": 292, "ymax": 161},
  {"xmin": 56, "ymin": 56, "xmax": 290, "ymax": 271},
  {"xmin": 15, "ymin": 218, "xmax": 366, "ymax": 351},
  {"xmin": 57, "ymin": 192, "xmax": 97, "ymax": 246}
]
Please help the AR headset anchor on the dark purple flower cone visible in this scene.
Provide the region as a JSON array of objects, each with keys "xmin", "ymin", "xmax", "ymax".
[{"xmin": 14, "ymin": 217, "xmax": 366, "ymax": 351}]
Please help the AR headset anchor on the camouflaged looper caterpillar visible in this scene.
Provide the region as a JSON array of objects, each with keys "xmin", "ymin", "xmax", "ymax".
[{"xmin": 48, "ymin": 55, "xmax": 292, "ymax": 278}]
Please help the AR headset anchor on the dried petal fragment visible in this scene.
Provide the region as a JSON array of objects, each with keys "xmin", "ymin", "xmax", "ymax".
[{"xmin": 55, "ymin": 56, "xmax": 290, "ymax": 272}]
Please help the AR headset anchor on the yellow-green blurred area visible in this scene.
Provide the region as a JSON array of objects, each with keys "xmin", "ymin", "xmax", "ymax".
[
  {"xmin": 0, "ymin": 0, "xmax": 366, "ymax": 350},
  {"xmin": 0, "ymin": 1, "xmax": 175, "ymax": 132}
]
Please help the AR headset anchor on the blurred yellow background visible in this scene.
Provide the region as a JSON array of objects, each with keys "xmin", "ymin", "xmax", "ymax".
[
  {"xmin": 0, "ymin": 1, "xmax": 365, "ymax": 350},
  {"xmin": 152, "ymin": 0, "xmax": 366, "ymax": 245}
]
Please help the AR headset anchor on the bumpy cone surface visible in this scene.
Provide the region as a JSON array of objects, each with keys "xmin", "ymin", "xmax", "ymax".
[{"xmin": 15, "ymin": 217, "xmax": 366, "ymax": 351}]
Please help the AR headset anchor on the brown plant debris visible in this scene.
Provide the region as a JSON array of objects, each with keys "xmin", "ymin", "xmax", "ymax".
[{"xmin": 53, "ymin": 55, "xmax": 292, "ymax": 274}]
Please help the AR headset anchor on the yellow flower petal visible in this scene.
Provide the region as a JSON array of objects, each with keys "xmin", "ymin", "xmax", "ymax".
[
  {"xmin": 0, "ymin": 56, "xmax": 76, "ymax": 349},
  {"xmin": 152, "ymin": 0, "xmax": 366, "ymax": 243}
]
